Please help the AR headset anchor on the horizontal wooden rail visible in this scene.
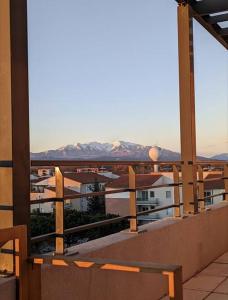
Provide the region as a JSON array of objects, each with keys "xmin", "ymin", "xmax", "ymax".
[
  {"xmin": 198, "ymin": 193, "xmax": 225, "ymax": 202},
  {"xmin": 196, "ymin": 161, "xmax": 227, "ymax": 166},
  {"xmin": 30, "ymin": 255, "xmax": 183, "ymax": 300},
  {"xmin": 64, "ymin": 215, "xmax": 128, "ymax": 235},
  {"xmin": 136, "ymin": 204, "xmax": 176, "ymax": 217},
  {"xmin": 30, "ymin": 232, "xmax": 56, "ymax": 243},
  {"xmin": 136, "ymin": 182, "xmax": 182, "ymax": 191},
  {"xmin": 197, "ymin": 177, "xmax": 223, "ymax": 183},
  {"xmin": 31, "ymin": 160, "xmax": 182, "ymax": 167},
  {"xmin": 31, "ymin": 204, "xmax": 180, "ymax": 242},
  {"xmin": 30, "ymin": 184, "xmax": 183, "ymax": 205}
]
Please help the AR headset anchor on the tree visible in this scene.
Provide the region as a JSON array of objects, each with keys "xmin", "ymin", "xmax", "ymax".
[{"xmin": 87, "ymin": 180, "xmax": 105, "ymax": 214}]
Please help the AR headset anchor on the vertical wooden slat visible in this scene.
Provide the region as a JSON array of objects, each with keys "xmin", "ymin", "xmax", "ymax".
[
  {"xmin": 173, "ymin": 165, "xmax": 181, "ymax": 218},
  {"xmin": 129, "ymin": 166, "xmax": 137, "ymax": 232},
  {"xmin": 198, "ymin": 166, "xmax": 205, "ymax": 210},
  {"xmin": 17, "ymin": 225, "xmax": 28, "ymax": 300},
  {"xmin": 0, "ymin": 0, "xmax": 30, "ymax": 272},
  {"xmin": 224, "ymin": 165, "xmax": 228, "ymax": 201},
  {"xmin": 178, "ymin": 3, "xmax": 198, "ymax": 214},
  {"xmin": 55, "ymin": 167, "xmax": 64, "ymax": 254},
  {"xmin": 28, "ymin": 263, "xmax": 41, "ymax": 300}
]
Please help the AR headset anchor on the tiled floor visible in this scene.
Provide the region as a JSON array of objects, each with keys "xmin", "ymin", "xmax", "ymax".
[{"xmin": 162, "ymin": 252, "xmax": 228, "ymax": 299}]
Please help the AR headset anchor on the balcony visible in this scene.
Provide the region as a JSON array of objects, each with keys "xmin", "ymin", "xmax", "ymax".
[
  {"xmin": 0, "ymin": 0, "xmax": 228, "ymax": 299},
  {"xmin": 137, "ymin": 198, "xmax": 160, "ymax": 206}
]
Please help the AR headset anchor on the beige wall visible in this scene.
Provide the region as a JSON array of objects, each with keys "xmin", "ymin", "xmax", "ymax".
[{"xmin": 41, "ymin": 202, "xmax": 228, "ymax": 300}]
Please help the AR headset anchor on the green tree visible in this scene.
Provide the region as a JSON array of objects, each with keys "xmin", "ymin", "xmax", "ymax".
[{"xmin": 87, "ymin": 180, "xmax": 105, "ymax": 214}]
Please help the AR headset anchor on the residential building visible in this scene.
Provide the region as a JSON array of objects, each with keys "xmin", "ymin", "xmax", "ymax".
[
  {"xmin": 106, "ymin": 173, "xmax": 178, "ymax": 223},
  {"xmin": 204, "ymin": 173, "xmax": 225, "ymax": 205},
  {"xmin": 31, "ymin": 172, "xmax": 110, "ymax": 212}
]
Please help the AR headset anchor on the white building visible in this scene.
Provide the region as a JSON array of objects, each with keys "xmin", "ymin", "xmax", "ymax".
[
  {"xmin": 204, "ymin": 173, "xmax": 224, "ymax": 205},
  {"xmin": 105, "ymin": 173, "xmax": 178, "ymax": 223},
  {"xmin": 30, "ymin": 172, "xmax": 110, "ymax": 213}
]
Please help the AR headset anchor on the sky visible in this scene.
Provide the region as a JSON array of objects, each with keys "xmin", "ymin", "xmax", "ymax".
[{"xmin": 27, "ymin": 0, "xmax": 228, "ymax": 156}]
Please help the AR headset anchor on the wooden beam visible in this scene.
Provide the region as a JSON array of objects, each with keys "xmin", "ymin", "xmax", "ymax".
[
  {"xmin": 178, "ymin": 4, "xmax": 198, "ymax": 214},
  {"xmin": 206, "ymin": 13, "xmax": 228, "ymax": 24},
  {"xmin": 192, "ymin": 0, "xmax": 228, "ymax": 16},
  {"xmin": 129, "ymin": 166, "xmax": 137, "ymax": 232},
  {"xmin": 55, "ymin": 167, "xmax": 64, "ymax": 254},
  {"xmin": 173, "ymin": 166, "xmax": 181, "ymax": 217},
  {"xmin": 0, "ymin": 0, "xmax": 30, "ymax": 272}
]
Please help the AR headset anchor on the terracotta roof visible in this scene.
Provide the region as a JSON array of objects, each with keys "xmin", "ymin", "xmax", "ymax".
[
  {"xmin": 30, "ymin": 176, "xmax": 50, "ymax": 184},
  {"xmin": 204, "ymin": 174, "xmax": 224, "ymax": 190},
  {"xmin": 64, "ymin": 172, "xmax": 110, "ymax": 184},
  {"xmin": 106, "ymin": 174, "xmax": 162, "ymax": 189},
  {"xmin": 45, "ymin": 186, "xmax": 79, "ymax": 196}
]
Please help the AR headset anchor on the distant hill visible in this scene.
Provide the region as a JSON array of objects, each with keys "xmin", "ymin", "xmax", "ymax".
[
  {"xmin": 31, "ymin": 141, "xmax": 227, "ymax": 161},
  {"xmin": 211, "ymin": 153, "xmax": 228, "ymax": 161}
]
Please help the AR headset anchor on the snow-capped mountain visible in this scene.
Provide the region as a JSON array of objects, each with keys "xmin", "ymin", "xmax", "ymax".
[
  {"xmin": 31, "ymin": 141, "xmax": 180, "ymax": 160},
  {"xmin": 31, "ymin": 141, "xmax": 227, "ymax": 161}
]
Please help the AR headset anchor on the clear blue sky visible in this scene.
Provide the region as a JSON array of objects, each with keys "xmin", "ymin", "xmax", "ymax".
[{"xmin": 27, "ymin": 0, "xmax": 228, "ymax": 156}]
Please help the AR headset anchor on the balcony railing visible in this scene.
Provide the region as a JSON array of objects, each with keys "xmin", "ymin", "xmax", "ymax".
[
  {"xmin": 137, "ymin": 198, "xmax": 160, "ymax": 206},
  {"xmin": 0, "ymin": 225, "xmax": 183, "ymax": 300},
  {"xmin": 28, "ymin": 160, "xmax": 228, "ymax": 256}
]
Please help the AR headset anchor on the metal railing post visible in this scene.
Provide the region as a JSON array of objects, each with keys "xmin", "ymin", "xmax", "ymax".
[
  {"xmin": 198, "ymin": 166, "xmax": 205, "ymax": 210},
  {"xmin": 224, "ymin": 164, "xmax": 228, "ymax": 201},
  {"xmin": 173, "ymin": 166, "xmax": 181, "ymax": 218},
  {"xmin": 55, "ymin": 167, "xmax": 65, "ymax": 254},
  {"xmin": 129, "ymin": 166, "xmax": 138, "ymax": 232}
]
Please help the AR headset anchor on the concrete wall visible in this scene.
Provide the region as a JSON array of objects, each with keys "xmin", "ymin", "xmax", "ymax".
[{"xmin": 41, "ymin": 202, "xmax": 228, "ymax": 300}]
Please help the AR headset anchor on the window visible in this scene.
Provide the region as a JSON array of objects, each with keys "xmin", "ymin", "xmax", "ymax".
[
  {"xmin": 166, "ymin": 191, "xmax": 171, "ymax": 199},
  {"xmin": 204, "ymin": 191, "xmax": 213, "ymax": 206},
  {"xmin": 150, "ymin": 191, "xmax": 155, "ymax": 198},
  {"xmin": 142, "ymin": 191, "xmax": 148, "ymax": 200}
]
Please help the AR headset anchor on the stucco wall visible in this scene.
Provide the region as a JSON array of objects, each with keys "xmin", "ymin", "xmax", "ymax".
[
  {"xmin": 41, "ymin": 202, "xmax": 228, "ymax": 300},
  {"xmin": 0, "ymin": 277, "xmax": 16, "ymax": 300}
]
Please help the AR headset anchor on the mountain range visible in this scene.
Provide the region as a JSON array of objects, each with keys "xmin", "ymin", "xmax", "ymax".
[{"xmin": 31, "ymin": 141, "xmax": 227, "ymax": 161}]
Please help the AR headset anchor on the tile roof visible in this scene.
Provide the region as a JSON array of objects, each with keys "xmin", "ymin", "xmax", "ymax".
[
  {"xmin": 204, "ymin": 174, "xmax": 224, "ymax": 190},
  {"xmin": 106, "ymin": 174, "xmax": 162, "ymax": 189},
  {"xmin": 30, "ymin": 176, "xmax": 50, "ymax": 184},
  {"xmin": 64, "ymin": 172, "xmax": 111, "ymax": 184},
  {"xmin": 45, "ymin": 186, "xmax": 79, "ymax": 196}
]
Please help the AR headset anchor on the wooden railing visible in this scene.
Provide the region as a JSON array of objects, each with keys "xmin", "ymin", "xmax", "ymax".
[
  {"xmin": 0, "ymin": 225, "xmax": 183, "ymax": 300},
  {"xmin": 29, "ymin": 160, "xmax": 228, "ymax": 255},
  {"xmin": 30, "ymin": 254, "xmax": 183, "ymax": 300}
]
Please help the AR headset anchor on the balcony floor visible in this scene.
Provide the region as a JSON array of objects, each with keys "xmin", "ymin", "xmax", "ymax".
[{"xmin": 162, "ymin": 252, "xmax": 228, "ymax": 300}]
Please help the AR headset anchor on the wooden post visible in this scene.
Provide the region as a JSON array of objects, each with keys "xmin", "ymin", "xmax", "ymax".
[
  {"xmin": 224, "ymin": 165, "xmax": 228, "ymax": 201},
  {"xmin": 198, "ymin": 166, "xmax": 205, "ymax": 210},
  {"xmin": 0, "ymin": 0, "xmax": 30, "ymax": 272},
  {"xmin": 129, "ymin": 166, "xmax": 137, "ymax": 232},
  {"xmin": 173, "ymin": 166, "xmax": 181, "ymax": 218},
  {"xmin": 178, "ymin": 3, "xmax": 198, "ymax": 215},
  {"xmin": 163, "ymin": 267, "xmax": 183, "ymax": 300},
  {"xmin": 55, "ymin": 167, "xmax": 64, "ymax": 254},
  {"xmin": 16, "ymin": 226, "xmax": 28, "ymax": 300}
]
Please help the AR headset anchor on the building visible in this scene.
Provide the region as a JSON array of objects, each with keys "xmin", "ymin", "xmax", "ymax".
[
  {"xmin": 0, "ymin": 1, "xmax": 228, "ymax": 300},
  {"xmin": 106, "ymin": 173, "xmax": 178, "ymax": 223},
  {"xmin": 31, "ymin": 172, "xmax": 110, "ymax": 212},
  {"xmin": 204, "ymin": 173, "xmax": 225, "ymax": 205},
  {"xmin": 31, "ymin": 187, "xmax": 79, "ymax": 213}
]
